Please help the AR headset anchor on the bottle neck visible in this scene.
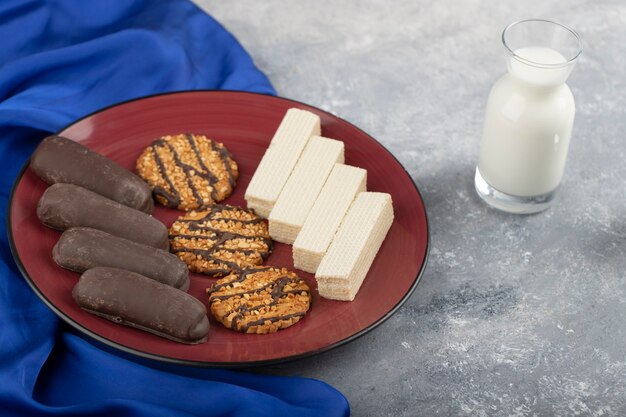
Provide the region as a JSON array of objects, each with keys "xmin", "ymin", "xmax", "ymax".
[
  {"xmin": 506, "ymin": 58, "xmax": 571, "ymax": 90},
  {"xmin": 505, "ymin": 72, "xmax": 567, "ymax": 94}
]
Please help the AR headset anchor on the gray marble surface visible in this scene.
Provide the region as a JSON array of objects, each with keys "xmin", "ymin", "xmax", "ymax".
[{"xmin": 196, "ymin": 1, "xmax": 626, "ymax": 415}]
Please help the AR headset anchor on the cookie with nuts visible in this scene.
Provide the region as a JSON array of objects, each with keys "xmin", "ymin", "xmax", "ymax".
[
  {"xmin": 136, "ymin": 134, "xmax": 238, "ymax": 211},
  {"xmin": 207, "ymin": 266, "xmax": 311, "ymax": 334},
  {"xmin": 169, "ymin": 205, "xmax": 272, "ymax": 276}
]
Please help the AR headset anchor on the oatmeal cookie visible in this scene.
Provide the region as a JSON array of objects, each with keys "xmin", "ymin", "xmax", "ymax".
[
  {"xmin": 207, "ymin": 266, "xmax": 311, "ymax": 334},
  {"xmin": 136, "ymin": 134, "xmax": 238, "ymax": 211},
  {"xmin": 169, "ymin": 205, "xmax": 271, "ymax": 276}
]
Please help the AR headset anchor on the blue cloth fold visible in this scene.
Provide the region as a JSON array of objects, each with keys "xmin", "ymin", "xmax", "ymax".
[{"xmin": 0, "ymin": 1, "xmax": 349, "ymax": 416}]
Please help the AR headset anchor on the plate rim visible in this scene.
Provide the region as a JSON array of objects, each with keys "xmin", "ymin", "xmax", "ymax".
[{"xmin": 7, "ymin": 89, "xmax": 430, "ymax": 368}]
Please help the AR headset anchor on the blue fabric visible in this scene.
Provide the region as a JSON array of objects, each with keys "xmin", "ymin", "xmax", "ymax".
[{"xmin": 0, "ymin": 1, "xmax": 349, "ymax": 416}]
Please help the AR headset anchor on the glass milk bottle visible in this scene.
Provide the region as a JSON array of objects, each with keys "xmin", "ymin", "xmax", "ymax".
[{"xmin": 475, "ymin": 19, "xmax": 583, "ymax": 213}]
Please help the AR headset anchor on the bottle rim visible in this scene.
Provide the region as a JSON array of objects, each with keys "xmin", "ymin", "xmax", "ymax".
[{"xmin": 502, "ymin": 19, "xmax": 583, "ymax": 69}]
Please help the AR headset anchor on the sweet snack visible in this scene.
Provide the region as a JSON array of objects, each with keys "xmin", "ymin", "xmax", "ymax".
[
  {"xmin": 53, "ymin": 227, "xmax": 189, "ymax": 291},
  {"xmin": 37, "ymin": 184, "xmax": 169, "ymax": 250},
  {"xmin": 245, "ymin": 108, "xmax": 320, "ymax": 217},
  {"xmin": 30, "ymin": 135, "xmax": 153, "ymax": 213},
  {"xmin": 169, "ymin": 205, "xmax": 272, "ymax": 276},
  {"xmin": 268, "ymin": 136, "xmax": 344, "ymax": 244},
  {"xmin": 315, "ymin": 192, "xmax": 394, "ymax": 301},
  {"xmin": 73, "ymin": 267, "xmax": 209, "ymax": 344},
  {"xmin": 136, "ymin": 133, "xmax": 238, "ymax": 211},
  {"xmin": 207, "ymin": 266, "xmax": 311, "ymax": 334},
  {"xmin": 293, "ymin": 164, "xmax": 366, "ymax": 273}
]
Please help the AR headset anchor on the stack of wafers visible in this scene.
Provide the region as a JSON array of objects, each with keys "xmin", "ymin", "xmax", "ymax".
[{"xmin": 244, "ymin": 108, "xmax": 394, "ymax": 301}]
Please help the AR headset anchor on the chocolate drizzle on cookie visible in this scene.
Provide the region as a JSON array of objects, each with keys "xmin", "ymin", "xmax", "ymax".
[
  {"xmin": 207, "ymin": 267, "xmax": 311, "ymax": 334},
  {"xmin": 210, "ymin": 266, "xmax": 275, "ymax": 293},
  {"xmin": 208, "ymin": 139, "xmax": 237, "ymax": 188},
  {"xmin": 150, "ymin": 142, "xmax": 181, "ymax": 208},
  {"xmin": 181, "ymin": 205, "xmax": 267, "ymax": 229},
  {"xmin": 169, "ymin": 205, "xmax": 272, "ymax": 276},
  {"xmin": 136, "ymin": 134, "xmax": 238, "ymax": 211}
]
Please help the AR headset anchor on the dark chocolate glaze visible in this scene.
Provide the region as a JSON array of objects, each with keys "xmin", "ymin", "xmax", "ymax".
[
  {"xmin": 209, "ymin": 276, "xmax": 301, "ymax": 301},
  {"xmin": 73, "ymin": 267, "xmax": 209, "ymax": 344},
  {"xmin": 169, "ymin": 233, "xmax": 272, "ymax": 255},
  {"xmin": 164, "ymin": 140, "xmax": 205, "ymax": 205},
  {"xmin": 240, "ymin": 312, "xmax": 307, "ymax": 333},
  {"xmin": 210, "ymin": 267, "xmax": 275, "ymax": 293},
  {"xmin": 176, "ymin": 247, "xmax": 242, "ymax": 273},
  {"xmin": 172, "ymin": 246, "xmax": 263, "ymax": 258},
  {"xmin": 30, "ymin": 135, "xmax": 153, "ymax": 213},
  {"xmin": 185, "ymin": 134, "xmax": 211, "ymax": 173},
  {"xmin": 185, "ymin": 134, "xmax": 219, "ymax": 202},
  {"xmin": 208, "ymin": 139, "xmax": 236, "ymax": 188},
  {"xmin": 54, "ymin": 227, "xmax": 189, "ymax": 291},
  {"xmin": 239, "ymin": 276, "xmax": 310, "ymax": 332},
  {"xmin": 179, "ymin": 205, "xmax": 269, "ymax": 243},
  {"xmin": 37, "ymin": 184, "xmax": 168, "ymax": 250},
  {"xmin": 151, "ymin": 141, "xmax": 181, "ymax": 208},
  {"xmin": 186, "ymin": 225, "xmax": 270, "ymax": 244},
  {"xmin": 186, "ymin": 204, "xmax": 265, "ymax": 224}
]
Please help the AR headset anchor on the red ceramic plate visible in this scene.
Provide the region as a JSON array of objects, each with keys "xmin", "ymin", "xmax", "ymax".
[{"xmin": 8, "ymin": 91, "xmax": 429, "ymax": 367}]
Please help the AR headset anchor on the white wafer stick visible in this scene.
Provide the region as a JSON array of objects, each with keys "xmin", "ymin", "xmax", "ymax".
[
  {"xmin": 269, "ymin": 136, "xmax": 345, "ymax": 244},
  {"xmin": 245, "ymin": 108, "xmax": 320, "ymax": 218},
  {"xmin": 315, "ymin": 192, "xmax": 394, "ymax": 301},
  {"xmin": 293, "ymin": 164, "xmax": 366, "ymax": 273}
]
